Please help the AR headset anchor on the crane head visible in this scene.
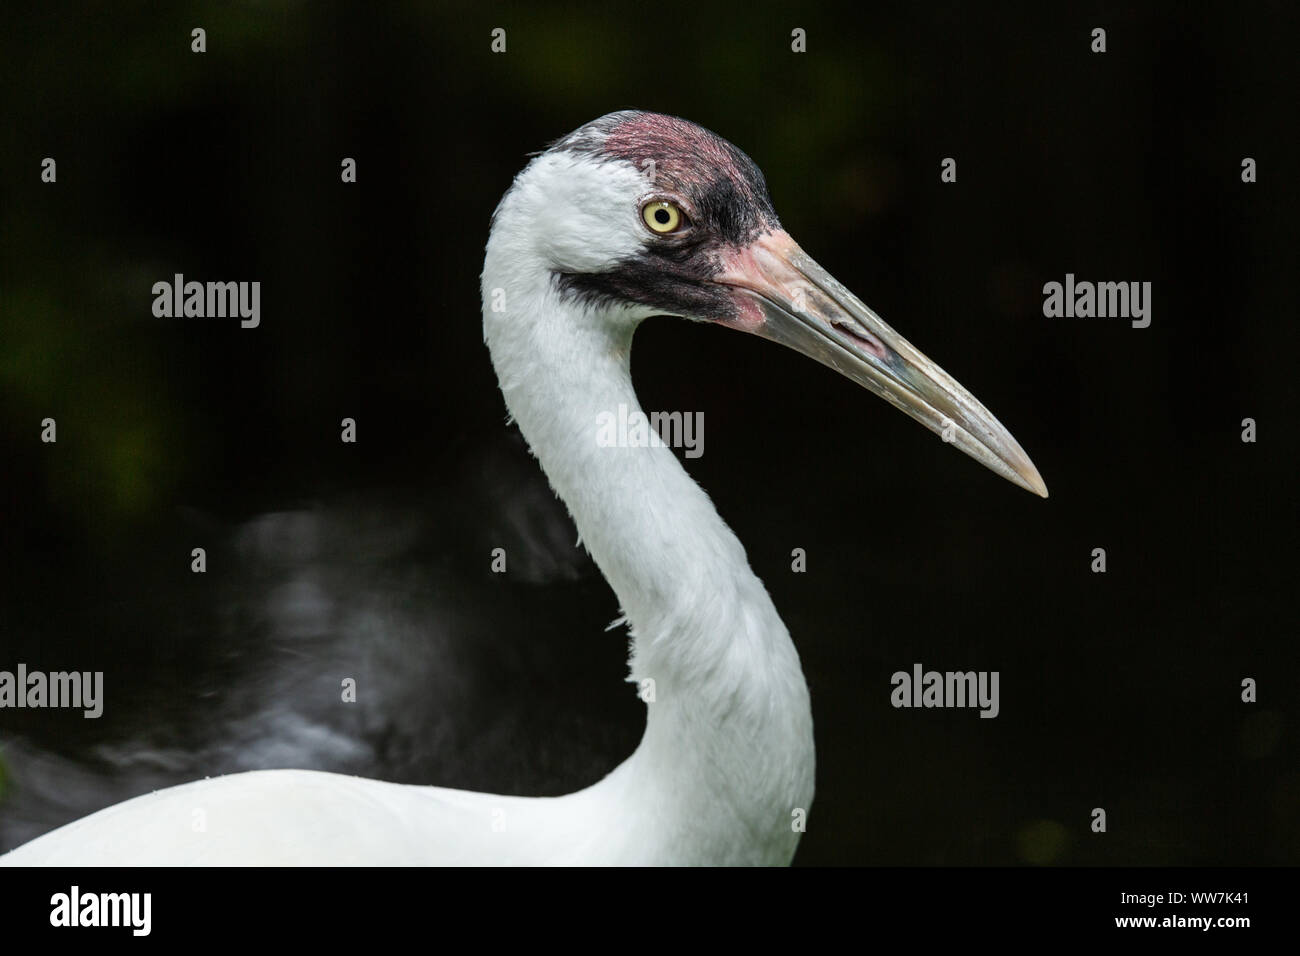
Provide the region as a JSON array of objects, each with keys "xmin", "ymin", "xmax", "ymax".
[{"xmin": 492, "ymin": 110, "xmax": 1047, "ymax": 498}]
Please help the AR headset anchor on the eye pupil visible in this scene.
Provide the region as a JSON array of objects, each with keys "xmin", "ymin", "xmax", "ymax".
[{"xmin": 643, "ymin": 201, "xmax": 683, "ymax": 234}]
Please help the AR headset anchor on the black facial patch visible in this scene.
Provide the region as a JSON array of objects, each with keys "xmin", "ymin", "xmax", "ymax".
[
  {"xmin": 548, "ymin": 111, "xmax": 781, "ymax": 318},
  {"xmin": 693, "ymin": 176, "xmax": 766, "ymax": 246},
  {"xmin": 556, "ymin": 234, "xmax": 738, "ymax": 320}
]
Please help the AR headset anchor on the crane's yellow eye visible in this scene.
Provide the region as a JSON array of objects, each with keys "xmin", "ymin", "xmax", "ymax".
[{"xmin": 642, "ymin": 201, "xmax": 683, "ymax": 234}]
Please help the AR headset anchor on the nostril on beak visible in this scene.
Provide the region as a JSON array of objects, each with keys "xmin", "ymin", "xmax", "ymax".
[{"xmin": 830, "ymin": 319, "xmax": 886, "ymax": 359}]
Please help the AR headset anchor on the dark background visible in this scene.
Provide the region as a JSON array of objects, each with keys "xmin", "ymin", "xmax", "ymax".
[{"xmin": 0, "ymin": 1, "xmax": 1296, "ymax": 864}]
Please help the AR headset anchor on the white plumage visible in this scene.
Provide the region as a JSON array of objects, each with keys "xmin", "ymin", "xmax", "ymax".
[{"xmin": 2, "ymin": 111, "xmax": 1041, "ymax": 866}]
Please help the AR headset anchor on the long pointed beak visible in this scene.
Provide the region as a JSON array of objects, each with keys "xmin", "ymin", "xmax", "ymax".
[{"xmin": 713, "ymin": 230, "xmax": 1047, "ymax": 497}]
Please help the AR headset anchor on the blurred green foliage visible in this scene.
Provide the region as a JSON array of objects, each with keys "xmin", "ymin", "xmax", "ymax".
[{"xmin": 1, "ymin": 0, "xmax": 897, "ymax": 546}]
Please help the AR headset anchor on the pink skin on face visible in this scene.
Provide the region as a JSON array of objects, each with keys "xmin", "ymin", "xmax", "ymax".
[
  {"xmin": 713, "ymin": 229, "xmax": 805, "ymax": 331},
  {"xmin": 712, "ymin": 230, "xmax": 889, "ymax": 361}
]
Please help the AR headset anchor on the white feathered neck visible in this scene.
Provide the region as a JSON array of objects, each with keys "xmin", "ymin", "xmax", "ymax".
[
  {"xmin": 481, "ymin": 152, "xmax": 815, "ymax": 864},
  {"xmin": 0, "ymin": 150, "xmax": 817, "ymax": 867}
]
